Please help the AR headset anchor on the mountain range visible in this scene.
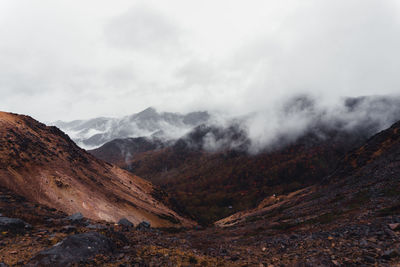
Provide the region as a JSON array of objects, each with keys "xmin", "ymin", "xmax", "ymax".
[
  {"xmin": 0, "ymin": 95, "xmax": 400, "ymax": 265},
  {"xmin": 53, "ymin": 107, "xmax": 210, "ymax": 149},
  {"xmin": 88, "ymin": 95, "xmax": 400, "ymax": 224}
]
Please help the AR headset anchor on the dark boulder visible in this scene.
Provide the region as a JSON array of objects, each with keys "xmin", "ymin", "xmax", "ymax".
[
  {"xmin": 86, "ymin": 224, "xmax": 107, "ymax": 230},
  {"xmin": 118, "ymin": 218, "xmax": 134, "ymax": 228},
  {"xmin": 27, "ymin": 232, "xmax": 114, "ymax": 267},
  {"xmin": 0, "ymin": 216, "xmax": 32, "ymax": 233},
  {"xmin": 136, "ymin": 221, "xmax": 151, "ymax": 230},
  {"xmin": 65, "ymin": 212, "xmax": 84, "ymax": 221}
]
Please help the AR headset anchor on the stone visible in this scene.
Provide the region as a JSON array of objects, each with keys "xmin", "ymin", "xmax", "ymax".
[
  {"xmin": 118, "ymin": 218, "xmax": 134, "ymax": 228},
  {"xmin": 136, "ymin": 221, "xmax": 151, "ymax": 230},
  {"xmin": 364, "ymin": 256, "xmax": 375, "ymax": 263},
  {"xmin": 27, "ymin": 232, "xmax": 114, "ymax": 266},
  {"xmin": 65, "ymin": 212, "xmax": 84, "ymax": 221},
  {"xmin": 0, "ymin": 217, "xmax": 32, "ymax": 233},
  {"xmin": 86, "ymin": 224, "xmax": 107, "ymax": 230},
  {"xmin": 382, "ymin": 249, "xmax": 399, "ymax": 259}
]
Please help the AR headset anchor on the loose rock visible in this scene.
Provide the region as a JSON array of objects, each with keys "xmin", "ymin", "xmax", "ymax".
[
  {"xmin": 65, "ymin": 212, "xmax": 84, "ymax": 222},
  {"xmin": 118, "ymin": 218, "xmax": 134, "ymax": 228},
  {"xmin": 27, "ymin": 232, "xmax": 114, "ymax": 267},
  {"xmin": 137, "ymin": 221, "xmax": 151, "ymax": 230},
  {"xmin": 0, "ymin": 216, "xmax": 32, "ymax": 233}
]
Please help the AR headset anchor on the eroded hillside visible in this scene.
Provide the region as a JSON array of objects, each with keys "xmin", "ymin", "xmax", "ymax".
[{"xmin": 0, "ymin": 111, "xmax": 193, "ymax": 228}]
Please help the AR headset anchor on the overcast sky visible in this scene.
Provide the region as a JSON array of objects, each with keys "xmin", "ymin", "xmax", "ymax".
[{"xmin": 1, "ymin": 0, "xmax": 400, "ymax": 122}]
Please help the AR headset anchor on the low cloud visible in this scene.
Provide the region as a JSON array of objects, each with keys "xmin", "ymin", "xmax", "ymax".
[
  {"xmin": 0, "ymin": 0, "xmax": 400, "ymax": 124},
  {"xmin": 232, "ymin": 94, "xmax": 400, "ymax": 153},
  {"xmin": 173, "ymin": 94, "xmax": 400, "ymax": 154}
]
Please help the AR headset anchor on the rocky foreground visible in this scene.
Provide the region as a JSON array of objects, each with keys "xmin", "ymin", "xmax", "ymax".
[{"xmin": 0, "ymin": 182, "xmax": 399, "ymax": 266}]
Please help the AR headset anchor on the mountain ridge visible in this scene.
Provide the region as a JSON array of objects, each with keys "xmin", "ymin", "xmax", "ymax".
[
  {"xmin": 0, "ymin": 111, "xmax": 194, "ymax": 227},
  {"xmin": 216, "ymin": 117, "xmax": 400, "ymax": 228},
  {"xmin": 53, "ymin": 108, "xmax": 210, "ymax": 149},
  {"xmin": 87, "ymin": 95, "xmax": 400, "ymax": 224}
]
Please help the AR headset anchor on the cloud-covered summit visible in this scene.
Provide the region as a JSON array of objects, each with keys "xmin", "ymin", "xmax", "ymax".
[
  {"xmin": 56, "ymin": 95, "xmax": 400, "ymax": 154},
  {"xmin": 53, "ymin": 107, "xmax": 210, "ymax": 149}
]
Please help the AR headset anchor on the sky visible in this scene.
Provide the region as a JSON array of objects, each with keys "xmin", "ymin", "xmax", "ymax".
[{"xmin": 1, "ymin": 0, "xmax": 400, "ymax": 122}]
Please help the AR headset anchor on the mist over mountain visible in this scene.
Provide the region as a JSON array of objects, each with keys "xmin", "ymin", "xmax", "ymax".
[
  {"xmin": 243, "ymin": 94, "xmax": 400, "ymax": 153},
  {"xmin": 88, "ymin": 94, "xmax": 400, "ymax": 224},
  {"xmin": 53, "ymin": 107, "xmax": 210, "ymax": 149},
  {"xmin": 61, "ymin": 94, "xmax": 400, "ymax": 156}
]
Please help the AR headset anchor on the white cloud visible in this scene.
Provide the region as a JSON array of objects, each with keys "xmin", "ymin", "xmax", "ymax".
[{"xmin": 0, "ymin": 0, "xmax": 399, "ymax": 122}]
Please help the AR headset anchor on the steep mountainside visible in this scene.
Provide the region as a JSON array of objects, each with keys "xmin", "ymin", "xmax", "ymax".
[
  {"xmin": 216, "ymin": 119, "xmax": 400, "ymax": 225},
  {"xmin": 209, "ymin": 119, "xmax": 400, "ymax": 265},
  {"xmin": 90, "ymin": 137, "xmax": 167, "ymax": 166},
  {"xmin": 0, "ymin": 111, "xmax": 193, "ymax": 227},
  {"xmin": 53, "ymin": 107, "xmax": 209, "ymax": 148},
  {"xmin": 90, "ymin": 124, "xmax": 369, "ymax": 225},
  {"xmin": 89, "ymin": 95, "xmax": 400, "ymax": 225}
]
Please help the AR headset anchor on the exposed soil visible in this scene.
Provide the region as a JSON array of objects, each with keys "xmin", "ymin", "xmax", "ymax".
[{"xmin": 0, "ymin": 111, "xmax": 193, "ymax": 228}]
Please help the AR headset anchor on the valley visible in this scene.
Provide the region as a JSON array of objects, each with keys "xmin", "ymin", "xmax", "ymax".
[
  {"xmin": 0, "ymin": 100, "xmax": 399, "ymax": 265},
  {"xmin": 2, "ymin": 1, "xmax": 400, "ymax": 265}
]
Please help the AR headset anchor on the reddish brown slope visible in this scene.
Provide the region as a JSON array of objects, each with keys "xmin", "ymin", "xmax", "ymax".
[
  {"xmin": 208, "ymin": 121, "xmax": 400, "ymax": 265},
  {"xmin": 217, "ymin": 120, "xmax": 400, "ymax": 228},
  {"xmin": 90, "ymin": 126, "xmax": 367, "ymax": 225},
  {"xmin": 0, "ymin": 111, "xmax": 193, "ymax": 227}
]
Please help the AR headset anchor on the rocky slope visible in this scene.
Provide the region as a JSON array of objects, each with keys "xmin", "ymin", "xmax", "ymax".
[
  {"xmin": 211, "ymin": 119, "xmax": 400, "ymax": 265},
  {"xmin": 88, "ymin": 95, "xmax": 400, "ymax": 225},
  {"xmin": 0, "ymin": 111, "xmax": 193, "ymax": 228},
  {"xmin": 216, "ymin": 119, "xmax": 400, "ymax": 227},
  {"xmin": 0, "ymin": 185, "xmax": 227, "ymax": 266},
  {"xmin": 90, "ymin": 122, "xmax": 371, "ymax": 225}
]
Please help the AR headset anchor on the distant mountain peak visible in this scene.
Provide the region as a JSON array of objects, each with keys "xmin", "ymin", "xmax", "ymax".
[
  {"xmin": 53, "ymin": 108, "xmax": 211, "ymax": 149},
  {"xmin": 132, "ymin": 107, "xmax": 158, "ymax": 119}
]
